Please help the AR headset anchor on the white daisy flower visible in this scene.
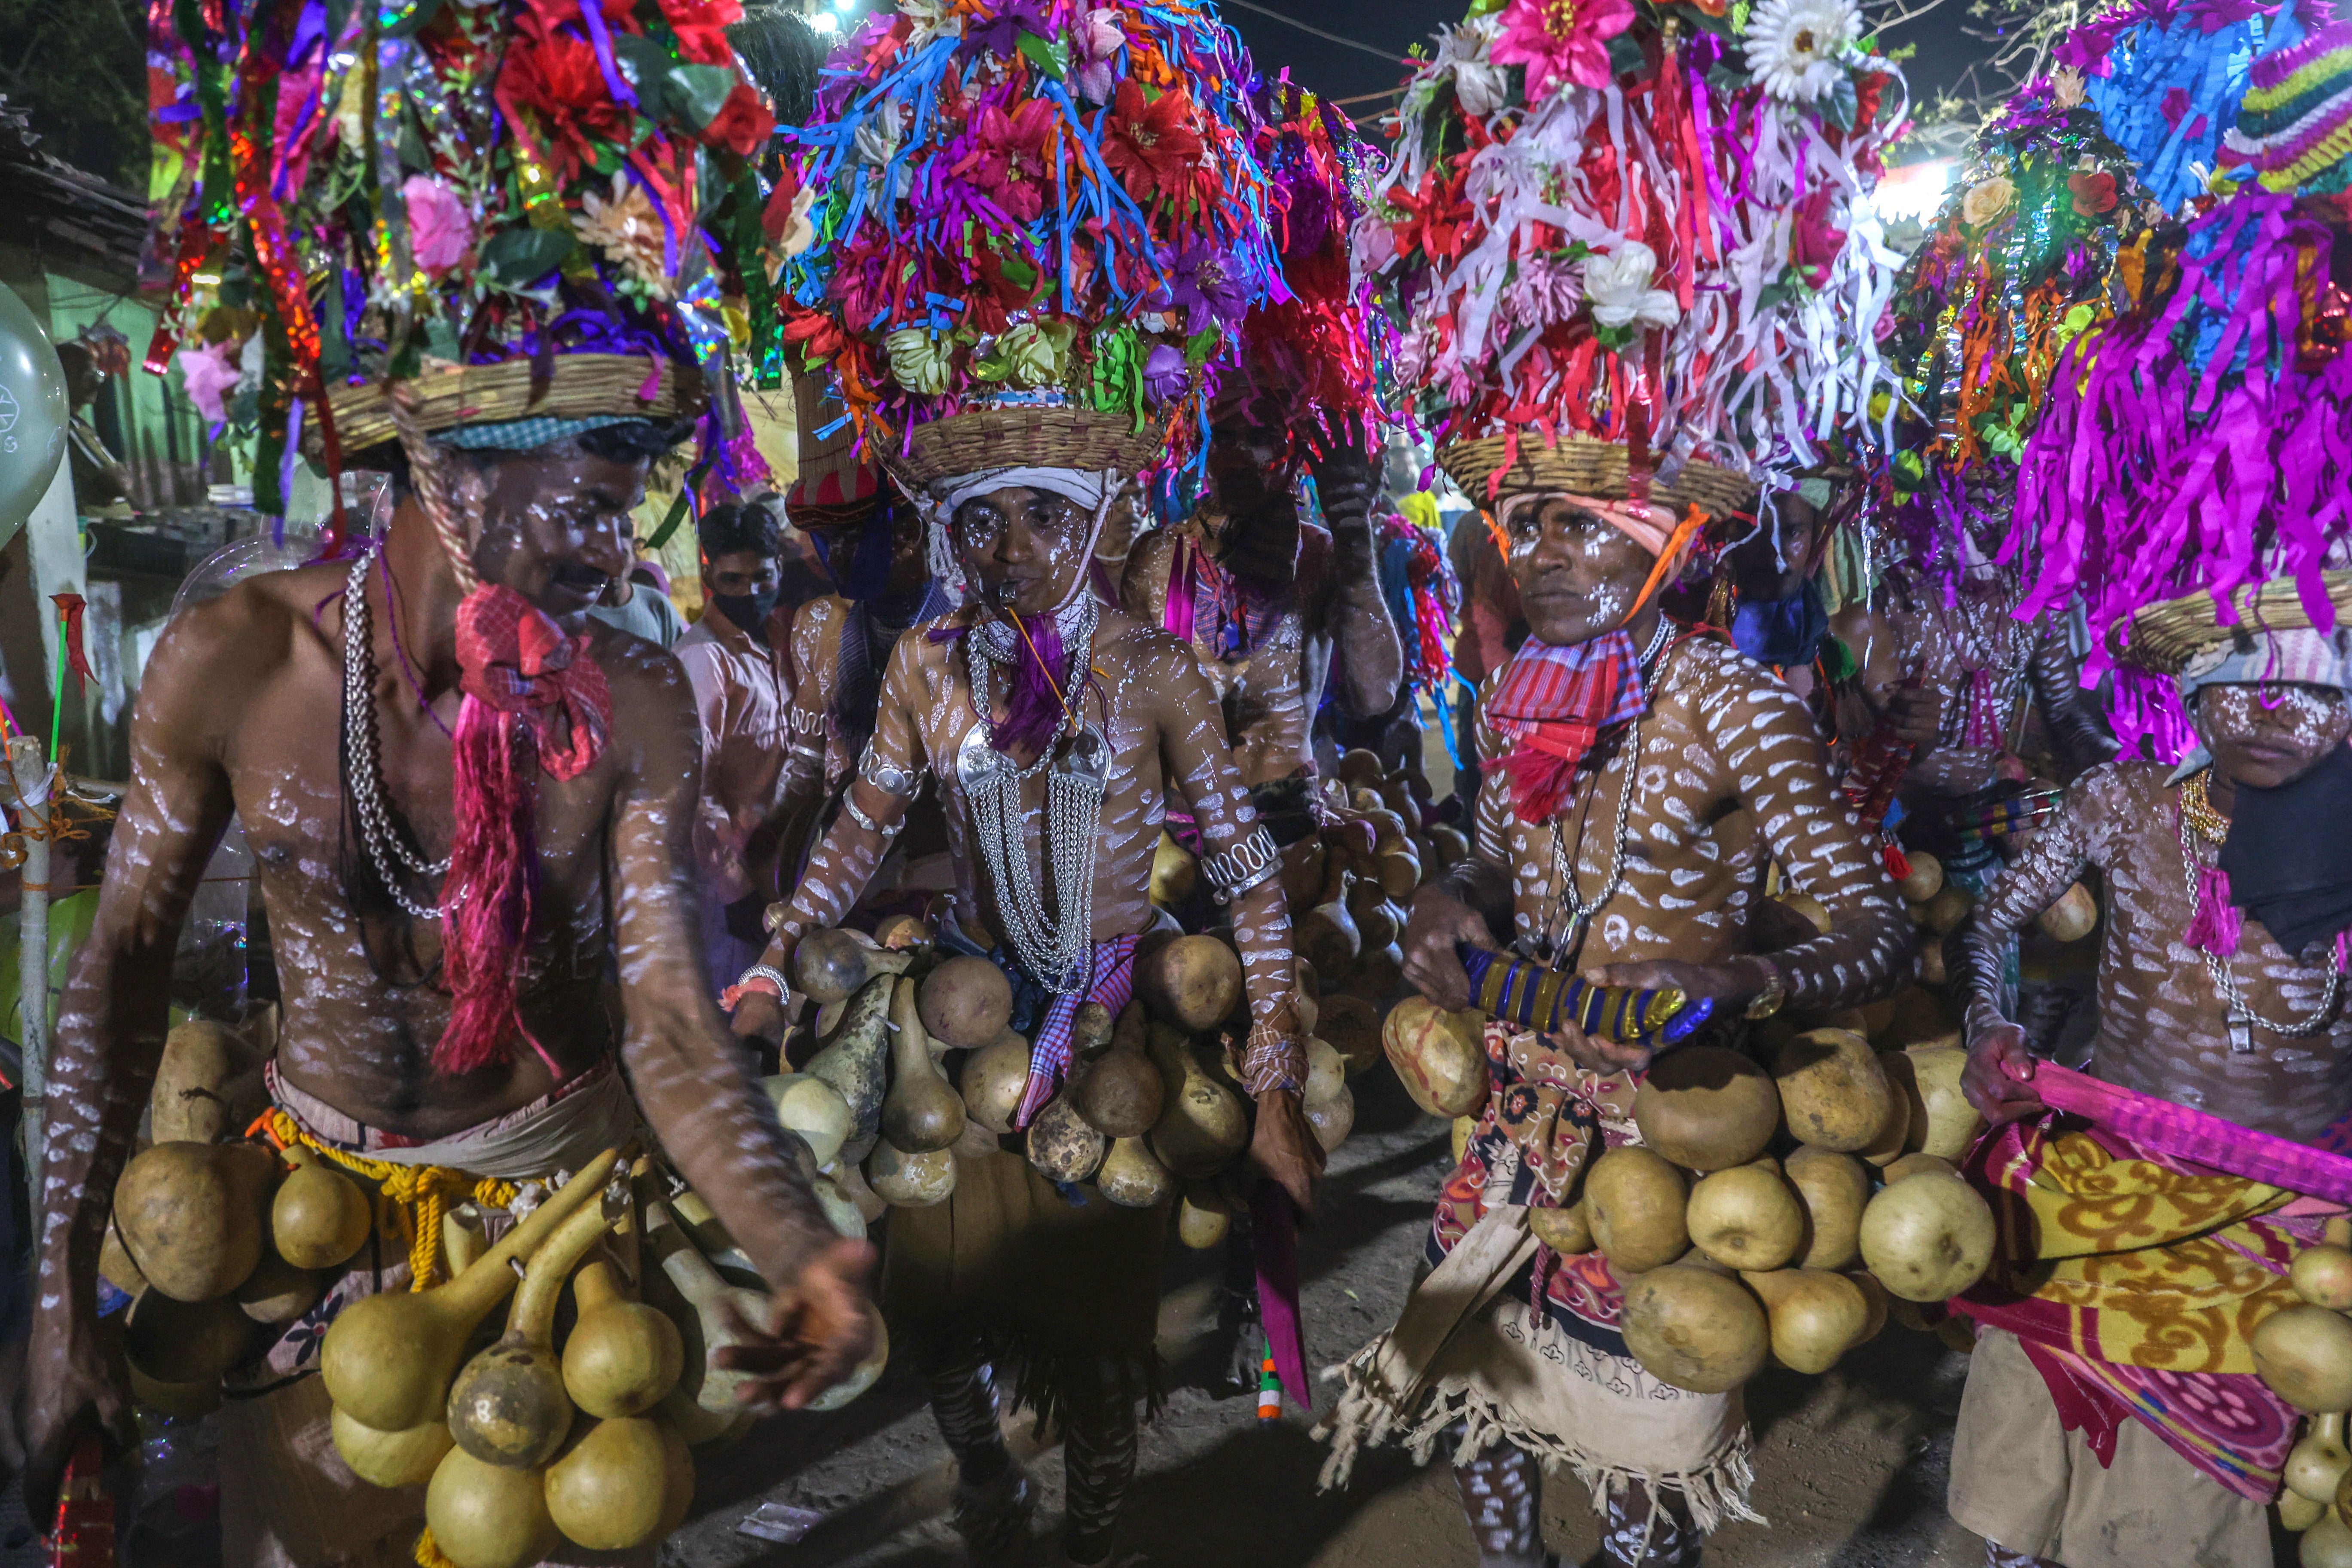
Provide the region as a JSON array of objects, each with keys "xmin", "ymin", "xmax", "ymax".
[{"xmin": 1743, "ymin": 0, "xmax": 1861, "ymax": 103}]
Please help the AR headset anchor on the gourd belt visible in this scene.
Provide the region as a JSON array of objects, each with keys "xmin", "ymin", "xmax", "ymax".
[{"xmin": 248, "ymin": 1109, "xmax": 521, "ymax": 1291}]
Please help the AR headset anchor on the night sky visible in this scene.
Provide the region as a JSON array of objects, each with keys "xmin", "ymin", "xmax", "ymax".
[{"xmin": 1208, "ymin": 0, "xmax": 1986, "ymax": 120}]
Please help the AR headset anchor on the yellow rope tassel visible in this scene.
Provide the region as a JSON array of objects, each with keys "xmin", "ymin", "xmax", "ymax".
[
  {"xmin": 412, "ymin": 1526, "xmax": 459, "ymax": 1568},
  {"xmin": 256, "ymin": 1110, "xmax": 519, "ymax": 1290}
]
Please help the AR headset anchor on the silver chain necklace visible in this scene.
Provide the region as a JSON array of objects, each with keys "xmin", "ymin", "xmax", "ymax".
[
  {"xmin": 342, "ymin": 547, "xmax": 460, "ymax": 921},
  {"xmin": 956, "ymin": 599, "xmax": 1106, "ymax": 993},
  {"xmin": 1543, "ymin": 617, "xmax": 1674, "ymax": 958},
  {"xmin": 2175, "ymin": 807, "xmax": 2340, "ymax": 1051}
]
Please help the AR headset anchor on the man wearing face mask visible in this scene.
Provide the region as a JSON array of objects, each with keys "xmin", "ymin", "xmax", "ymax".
[
  {"xmin": 1946, "ymin": 584, "xmax": 2352, "ymax": 1568},
  {"xmin": 677, "ymin": 496, "xmax": 797, "ymax": 997}
]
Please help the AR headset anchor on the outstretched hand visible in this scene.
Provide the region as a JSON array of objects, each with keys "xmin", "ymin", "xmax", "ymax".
[
  {"xmin": 22, "ymin": 1308, "xmax": 130, "ymax": 1526},
  {"xmin": 712, "ymin": 1235, "xmax": 877, "ymax": 1412}
]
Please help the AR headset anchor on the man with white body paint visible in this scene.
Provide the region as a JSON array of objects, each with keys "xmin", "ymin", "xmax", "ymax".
[
  {"xmin": 1950, "ymin": 599, "xmax": 2352, "ymax": 1568},
  {"xmin": 733, "ymin": 450, "xmax": 1320, "ymax": 1567},
  {"xmin": 26, "ymin": 413, "xmax": 872, "ymax": 1562},
  {"xmin": 1323, "ymin": 471, "xmax": 1915, "ymax": 1568}
]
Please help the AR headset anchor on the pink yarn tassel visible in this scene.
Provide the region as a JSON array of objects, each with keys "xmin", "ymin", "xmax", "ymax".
[
  {"xmin": 2183, "ymin": 862, "xmax": 2242, "ymax": 957},
  {"xmin": 437, "ymin": 693, "xmax": 539, "ymax": 1076},
  {"xmin": 993, "ymin": 612, "xmax": 1068, "ymax": 757}
]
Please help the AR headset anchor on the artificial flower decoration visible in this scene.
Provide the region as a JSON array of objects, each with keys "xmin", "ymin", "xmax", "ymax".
[
  {"xmin": 1363, "ymin": 0, "xmax": 1905, "ymax": 495},
  {"xmin": 2067, "ymin": 167, "xmax": 2119, "ymax": 215},
  {"xmin": 144, "ymin": 0, "xmax": 780, "ymax": 526},
  {"xmin": 1742, "ymin": 0, "xmax": 1863, "ymax": 102},
  {"xmin": 1960, "ymin": 175, "xmax": 2017, "ymax": 226},
  {"xmin": 775, "ymin": 0, "xmax": 1285, "ymax": 474},
  {"xmin": 1104, "ymin": 81, "xmax": 1210, "ymax": 204},
  {"xmin": 174, "ymin": 341, "xmax": 243, "ymax": 425},
  {"xmin": 575, "ymin": 180, "xmax": 675, "ymax": 299},
  {"xmin": 1490, "ymin": 0, "xmax": 1637, "ymax": 98},
  {"xmin": 1582, "ymin": 242, "xmax": 1679, "ymax": 330},
  {"xmin": 402, "ymin": 176, "xmax": 474, "ymax": 277}
]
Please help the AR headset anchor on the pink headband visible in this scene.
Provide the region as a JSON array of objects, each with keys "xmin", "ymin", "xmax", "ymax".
[{"xmin": 1497, "ymin": 490, "xmax": 1683, "ymax": 559}]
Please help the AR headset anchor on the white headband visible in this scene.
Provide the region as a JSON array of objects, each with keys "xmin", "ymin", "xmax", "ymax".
[{"xmin": 922, "ymin": 465, "xmax": 1124, "ymax": 611}]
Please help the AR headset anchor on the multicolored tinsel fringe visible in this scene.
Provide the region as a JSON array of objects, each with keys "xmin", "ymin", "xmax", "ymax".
[
  {"xmin": 2011, "ymin": 187, "xmax": 2352, "ymax": 759},
  {"xmin": 1873, "ymin": 90, "xmax": 2156, "ymax": 591},
  {"xmin": 2073, "ymin": 0, "xmax": 2283, "ymax": 214},
  {"xmin": 1217, "ymin": 73, "xmax": 1395, "ymax": 462},
  {"xmin": 1357, "ymin": 0, "xmax": 1906, "ymax": 486},
  {"xmin": 774, "ymin": 0, "xmax": 1288, "ymax": 477},
  {"xmin": 144, "ymin": 0, "xmax": 779, "ymax": 523},
  {"xmin": 2223, "ymin": 3, "xmax": 2352, "ymax": 194}
]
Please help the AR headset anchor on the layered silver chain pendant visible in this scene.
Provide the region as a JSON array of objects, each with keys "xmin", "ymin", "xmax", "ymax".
[
  {"xmin": 959, "ymin": 608, "xmax": 1108, "ymax": 994},
  {"xmin": 342, "ymin": 547, "xmax": 460, "ymax": 921}
]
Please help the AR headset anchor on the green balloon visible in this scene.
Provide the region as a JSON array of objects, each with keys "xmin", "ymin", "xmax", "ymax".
[{"xmin": 0, "ymin": 281, "xmax": 69, "ymax": 531}]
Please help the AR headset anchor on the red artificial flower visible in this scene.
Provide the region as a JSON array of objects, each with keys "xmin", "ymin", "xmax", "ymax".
[
  {"xmin": 500, "ymin": 24, "xmax": 637, "ymax": 183},
  {"xmin": 1103, "ymin": 81, "xmax": 1205, "ymax": 205},
  {"xmin": 962, "ymin": 241, "xmax": 1044, "ymax": 334},
  {"xmin": 1852, "ymin": 71, "xmax": 1890, "ymax": 137},
  {"xmin": 1790, "ymin": 187, "xmax": 1847, "ymax": 289},
  {"xmin": 659, "ymin": 0, "xmax": 742, "ymax": 61},
  {"xmin": 953, "ymin": 99, "xmax": 1058, "ymax": 224},
  {"xmin": 2067, "ymin": 169, "xmax": 2118, "ymax": 217},
  {"xmin": 704, "ymin": 82, "xmax": 775, "ymax": 156}
]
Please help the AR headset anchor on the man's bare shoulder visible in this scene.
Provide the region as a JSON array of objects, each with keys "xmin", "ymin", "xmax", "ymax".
[
  {"xmin": 1663, "ymin": 635, "xmax": 1810, "ymax": 726},
  {"xmin": 152, "ymin": 564, "xmax": 342, "ymax": 685},
  {"xmin": 589, "ymin": 618, "xmax": 691, "ymax": 700}
]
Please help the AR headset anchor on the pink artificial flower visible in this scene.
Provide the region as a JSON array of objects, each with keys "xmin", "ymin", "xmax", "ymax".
[
  {"xmin": 402, "ymin": 175, "xmax": 473, "ymax": 276},
  {"xmin": 1489, "ymin": 0, "xmax": 1637, "ymax": 99},
  {"xmin": 175, "ymin": 341, "xmax": 243, "ymax": 424},
  {"xmin": 1072, "ymin": 7, "xmax": 1124, "ymax": 103},
  {"xmin": 1789, "ymin": 188, "xmax": 1846, "ymax": 289}
]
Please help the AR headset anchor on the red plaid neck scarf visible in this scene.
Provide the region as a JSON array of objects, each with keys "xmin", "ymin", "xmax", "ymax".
[
  {"xmin": 1488, "ymin": 630, "xmax": 1649, "ymax": 825},
  {"xmin": 436, "ymin": 584, "xmax": 614, "ymax": 1077}
]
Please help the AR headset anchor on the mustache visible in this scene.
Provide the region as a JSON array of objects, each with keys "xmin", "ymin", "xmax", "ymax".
[{"xmin": 550, "ymin": 559, "xmax": 613, "ymax": 592}]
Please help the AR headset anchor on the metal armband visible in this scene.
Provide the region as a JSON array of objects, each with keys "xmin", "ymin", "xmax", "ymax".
[
  {"xmin": 788, "ymin": 706, "xmax": 828, "ymax": 738},
  {"xmin": 857, "ymin": 746, "xmax": 923, "ymax": 798},
  {"xmin": 1199, "ymin": 825, "xmax": 1281, "ymax": 904}
]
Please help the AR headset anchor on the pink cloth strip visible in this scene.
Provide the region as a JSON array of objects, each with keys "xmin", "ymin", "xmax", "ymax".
[
  {"xmin": 1012, "ymin": 936, "xmax": 1142, "ymax": 1131},
  {"xmin": 2007, "ymin": 1057, "xmax": 2352, "ymax": 1204},
  {"xmin": 1252, "ymin": 1181, "xmax": 1310, "ymax": 1410}
]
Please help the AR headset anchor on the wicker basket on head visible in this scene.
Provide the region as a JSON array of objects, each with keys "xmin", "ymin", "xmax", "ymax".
[
  {"xmin": 895, "ymin": 406, "xmax": 1161, "ymax": 490},
  {"xmin": 1436, "ymin": 433, "xmax": 1757, "ymax": 520},
  {"xmin": 305, "ymin": 355, "xmax": 709, "ymax": 460},
  {"xmin": 2111, "ymin": 571, "xmax": 2352, "ymax": 673}
]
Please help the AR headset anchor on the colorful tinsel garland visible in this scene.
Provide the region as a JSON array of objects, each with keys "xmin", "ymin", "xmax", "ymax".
[
  {"xmin": 774, "ymin": 0, "xmax": 1288, "ymax": 475},
  {"xmin": 1356, "ymin": 0, "xmax": 1906, "ymax": 487}
]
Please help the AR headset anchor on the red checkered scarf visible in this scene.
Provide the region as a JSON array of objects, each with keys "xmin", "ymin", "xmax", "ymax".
[
  {"xmin": 435, "ymin": 584, "xmax": 614, "ymax": 1077},
  {"xmin": 1487, "ymin": 631, "xmax": 1649, "ymax": 825}
]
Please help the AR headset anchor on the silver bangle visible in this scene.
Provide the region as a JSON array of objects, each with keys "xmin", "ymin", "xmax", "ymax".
[
  {"xmin": 1200, "ymin": 825, "xmax": 1281, "ymax": 903},
  {"xmin": 789, "ymin": 706, "xmax": 828, "ymax": 737},
  {"xmin": 788, "ymin": 740, "xmax": 826, "ymax": 761},
  {"xmin": 842, "ymin": 794, "xmax": 886, "ymax": 834},
  {"xmin": 730, "ymin": 963, "xmax": 789, "ymax": 1009},
  {"xmin": 858, "ymin": 747, "xmax": 922, "ymax": 797}
]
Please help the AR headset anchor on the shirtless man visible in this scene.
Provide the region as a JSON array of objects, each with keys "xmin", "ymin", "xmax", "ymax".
[
  {"xmin": 770, "ymin": 480, "xmax": 950, "ymax": 893},
  {"xmin": 1950, "ymin": 611, "xmax": 2352, "ymax": 1568},
  {"xmin": 27, "ymin": 419, "xmax": 871, "ymax": 1544},
  {"xmin": 1325, "ymin": 480, "xmax": 1914, "ymax": 1568},
  {"xmin": 1121, "ymin": 409, "xmax": 1402, "ymax": 817},
  {"xmin": 735, "ymin": 467, "xmax": 1319, "ymax": 1566}
]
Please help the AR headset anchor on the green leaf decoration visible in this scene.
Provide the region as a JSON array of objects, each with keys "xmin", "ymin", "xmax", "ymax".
[
  {"xmin": 1017, "ymin": 31, "xmax": 1069, "ymax": 81},
  {"xmin": 483, "ymin": 227, "xmax": 578, "ymax": 289}
]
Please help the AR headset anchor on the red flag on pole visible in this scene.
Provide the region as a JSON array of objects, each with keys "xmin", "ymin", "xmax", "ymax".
[{"xmin": 50, "ymin": 593, "xmax": 93, "ymax": 690}]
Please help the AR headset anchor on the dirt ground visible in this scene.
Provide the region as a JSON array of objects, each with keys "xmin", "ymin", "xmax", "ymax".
[{"xmin": 668, "ymin": 1067, "xmax": 1993, "ymax": 1568}]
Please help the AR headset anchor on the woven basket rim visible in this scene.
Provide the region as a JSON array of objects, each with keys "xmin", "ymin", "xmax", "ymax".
[
  {"xmin": 894, "ymin": 406, "xmax": 1160, "ymax": 489},
  {"xmin": 1436, "ymin": 433, "xmax": 1757, "ymax": 519},
  {"xmin": 2111, "ymin": 571, "xmax": 2352, "ymax": 672},
  {"xmin": 304, "ymin": 355, "xmax": 707, "ymax": 460}
]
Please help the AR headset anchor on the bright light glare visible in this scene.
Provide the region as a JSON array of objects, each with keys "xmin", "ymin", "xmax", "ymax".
[
  {"xmin": 1864, "ymin": 159, "xmax": 1956, "ymax": 227},
  {"xmin": 810, "ymin": 10, "xmax": 841, "ymax": 31}
]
